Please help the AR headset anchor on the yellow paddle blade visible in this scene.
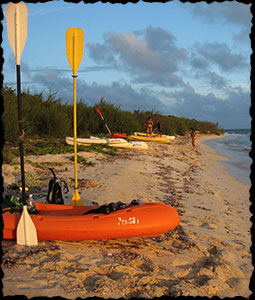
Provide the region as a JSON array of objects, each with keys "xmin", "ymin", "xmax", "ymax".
[
  {"xmin": 17, "ymin": 206, "xmax": 38, "ymax": 246},
  {"xmin": 6, "ymin": 2, "xmax": 28, "ymax": 65},
  {"xmin": 70, "ymin": 189, "xmax": 83, "ymax": 206},
  {"xmin": 66, "ymin": 28, "xmax": 84, "ymax": 75}
]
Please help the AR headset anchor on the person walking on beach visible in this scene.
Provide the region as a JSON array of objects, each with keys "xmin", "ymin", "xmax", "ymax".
[
  {"xmin": 146, "ymin": 117, "xmax": 154, "ymax": 136},
  {"xmin": 189, "ymin": 128, "xmax": 198, "ymax": 151}
]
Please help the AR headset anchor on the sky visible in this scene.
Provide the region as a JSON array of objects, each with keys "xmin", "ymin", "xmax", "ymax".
[{"xmin": 1, "ymin": 1, "xmax": 252, "ymax": 129}]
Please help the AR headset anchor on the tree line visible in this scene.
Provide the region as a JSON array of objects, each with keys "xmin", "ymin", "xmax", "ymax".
[{"xmin": 1, "ymin": 85, "xmax": 224, "ymax": 143}]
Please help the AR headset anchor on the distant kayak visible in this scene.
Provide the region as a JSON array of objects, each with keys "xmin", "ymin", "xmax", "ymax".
[
  {"xmin": 128, "ymin": 132, "xmax": 173, "ymax": 143},
  {"xmin": 66, "ymin": 136, "xmax": 107, "ymax": 145},
  {"xmin": 66, "ymin": 136, "xmax": 147, "ymax": 150},
  {"xmin": 66, "ymin": 136, "xmax": 128, "ymax": 146},
  {"xmin": 3, "ymin": 201, "xmax": 180, "ymax": 241},
  {"xmin": 134, "ymin": 132, "xmax": 175, "ymax": 140},
  {"xmin": 109, "ymin": 133, "xmax": 128, "ymax": 138},
  {"xmin": 108, "ymin": 141, "xmax": 148, "ymax": 150},
  {"xmin": 107, "ymin": 138, "xmax": 129, "ymax": 146}
]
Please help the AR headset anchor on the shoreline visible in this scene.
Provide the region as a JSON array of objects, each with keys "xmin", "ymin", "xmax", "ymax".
[
  {"xmin": 1, "ymin": 134, "xmax": 252, "ymax": 298},
  {"xmin": 200, "ymin": 134, "xmax": 251, "ymax": 185}
]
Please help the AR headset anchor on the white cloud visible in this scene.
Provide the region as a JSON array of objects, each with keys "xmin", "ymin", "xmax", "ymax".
[{"xmin": 87, "ymin": 26, "xmax": 188, "ymax": 87}]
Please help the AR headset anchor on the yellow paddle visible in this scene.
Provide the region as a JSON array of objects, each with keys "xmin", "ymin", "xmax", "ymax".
[
  {"xmin": 7, "ymin": 2, "xmax": 38, "ymax": 246},
  {"xmin": 66, "ymin": 28, "xmax": 84, "ymax": 206}
]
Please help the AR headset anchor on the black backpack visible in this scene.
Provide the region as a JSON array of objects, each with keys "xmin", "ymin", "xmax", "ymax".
[{"xmin": 46, "ymin": 168, "xmax": 69, "ymax": 204}]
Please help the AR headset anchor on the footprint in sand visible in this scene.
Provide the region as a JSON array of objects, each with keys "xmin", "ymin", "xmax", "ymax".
[{"xmin": 199, "ymin": 221, "xmax": 218, "ymax": 229}]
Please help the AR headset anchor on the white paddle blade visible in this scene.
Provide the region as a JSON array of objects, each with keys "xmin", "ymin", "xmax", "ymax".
[
  {"xmin": 66, "ymin": 28, "xmax": 84, "ymax": 75},
  {"xmin": 17, "ymin": 206, "xmax": 38, "ymax": 246},
  {"xmin": 7, "ymin": 2, "xmax": 28, "ymax": 65}
]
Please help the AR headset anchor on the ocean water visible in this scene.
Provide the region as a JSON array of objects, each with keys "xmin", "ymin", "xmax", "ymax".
[{"xmin": 202, "ymin": 129, "xmax": 252, "ymax": 185}]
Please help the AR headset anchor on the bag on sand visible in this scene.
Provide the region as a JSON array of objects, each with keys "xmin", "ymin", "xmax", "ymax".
[{"xmin": 46, "ymin": 168, "xmax": 69, "ymax": 204}]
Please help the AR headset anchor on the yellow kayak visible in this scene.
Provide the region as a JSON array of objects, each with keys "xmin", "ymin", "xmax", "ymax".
[
  {"xmin": 128, "ymin": 132, "xmax": 172, "ymax": 143},
  {"xmin": 134, "ymin": 132, "xmax": 175, "ymax": 140}
]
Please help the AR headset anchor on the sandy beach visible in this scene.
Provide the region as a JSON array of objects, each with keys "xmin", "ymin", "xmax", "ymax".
[{"xmin": 1, "ymin": 134, "xmax": 252, "ymax": 298}]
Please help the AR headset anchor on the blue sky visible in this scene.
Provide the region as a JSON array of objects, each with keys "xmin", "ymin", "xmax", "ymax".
[{"xmin": 1, "ymin": 1, "xmax": 252, "ymax": 129}]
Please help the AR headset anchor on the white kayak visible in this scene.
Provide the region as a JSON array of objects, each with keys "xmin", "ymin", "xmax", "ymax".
[
  {"xmin": 66, "ymin": 137, "xmax": 128, "ymax": 146},
  {"xmin": 66, "ymin": 136, "xmax": 107, "ymax": 146},
  {"xmin": 66, "ymin": 137, "xmax": 147, "ymax": 150},
  {"xmin": 164, "ymin": 135, "xmax": 176, "ymax": 140},
  {"xmin": 107, "ymin": 138, "xmax": 129, "ymax": 146},
  {"xmin": 108, "ymin": 141, "xmax": 148, "ymax": 150}
]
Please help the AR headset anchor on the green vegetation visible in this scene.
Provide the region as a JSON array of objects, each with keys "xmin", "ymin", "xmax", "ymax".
[
  {"xmin": 69, "ymin": 155, "xmax": 95, "ymax": 166},
  {"xmin": 24, "ymin": 170, "xmax": 45, "ymax": 188},
  {"xmin": 1, "ymin": 85, "xmax": 224, "ymax": 163},
  {"xmin": 2, "ymin": 138, "xmax": 118, "ymax": 164},
  {"xmin": 1, "ymin": 85, "xmax": 224, "ymax": 142},
  {"xmin": 26, "ymin": 160, "xmax": 64, "ymax": 169}
]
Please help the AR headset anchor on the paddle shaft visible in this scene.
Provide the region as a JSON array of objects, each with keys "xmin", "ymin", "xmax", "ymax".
[
  {"xmin": 102, "ymin": 119, "xmax": 112, "ymax": 135},
  {"xmin": 73, "ymin": 75, "xmax": 78, "ymax": 191},
  {"xmin": 16, "ymin": 64, "xmax": 26, "ymax": 204},
  {"xmin": 71, "ymin": 73, "xmax": 83, "ymax": 205},
  {"xmin": 96, "ymin": 107, "xmax": 112, "ymax": 134}
]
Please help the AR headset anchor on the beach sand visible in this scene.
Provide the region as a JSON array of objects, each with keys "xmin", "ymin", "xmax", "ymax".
[{"xmin": 1, "ymin": 134, "xmax": 252, "ymax": 298}]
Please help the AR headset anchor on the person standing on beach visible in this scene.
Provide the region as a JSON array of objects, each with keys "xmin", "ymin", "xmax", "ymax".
[
  {"xmin": 189, "ymin": 128, "xmax": 198, "ymax": 151},
  {"xmin": 146, "ymin": 117, "xmax": 154, "ymax": 136},
  {"xmin": 155, "ymin": 120, "xmax": 162, "ymax": 136}
]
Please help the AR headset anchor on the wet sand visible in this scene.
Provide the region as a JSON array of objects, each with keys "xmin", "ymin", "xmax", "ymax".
[{"xmin": 1, "ymin": 134, "xmax": 252, "ymax": 298}]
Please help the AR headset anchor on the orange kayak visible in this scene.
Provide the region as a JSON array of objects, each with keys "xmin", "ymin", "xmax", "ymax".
[
  {"xmin": 2, "ymin": 202, "xmax": 180, "ymax": 241},
  {"xmin": 109, "ymin": 133, "xmax": 127, "ymax": 138}
]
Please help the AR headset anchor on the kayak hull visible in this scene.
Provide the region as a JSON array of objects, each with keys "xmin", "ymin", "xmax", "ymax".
[
  {"xmin": 108, "ymin": 141, "xmax": 148, "ymax": 150},
  {"xmin": 132, "ymin": 132, "xmax": 175, "ymax": 141},
  {"xmin": 66, "ymin": 137, "xmax": 128, "ymax": 146},
  {"xmin": 66, "ymin": 136, "xmax": 107, "ymax": 146},
  {"xmin": 3, "ymin": 202, "xmax": 180, "ymax": 241},
  {"xmin": 128, "ymin": 133, "xmax": 171, "ymax": 143},
  {"xmin": 109, "ymin": 133, "xmax": 127, "ymax": 138},
  {"xmin": 66, "ymin": 137, "xmax": 147, "ymax": 150}
]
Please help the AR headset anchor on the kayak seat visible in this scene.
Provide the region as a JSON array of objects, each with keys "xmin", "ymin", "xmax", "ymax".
[{"xmin": 83, "ymin": 200, "xmax": 141, "ymax": 215}]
